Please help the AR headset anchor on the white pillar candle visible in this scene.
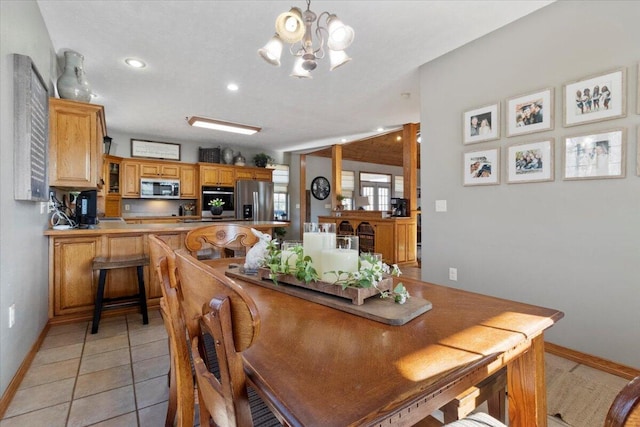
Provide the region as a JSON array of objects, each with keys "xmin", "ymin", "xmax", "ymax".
[
  {"xmin": 303, "ymin": 232, "xmax": 336, "ymax": 278},
  {"xmin": 321, "ymin": 248, "xmax": 359, "ymax": 282}
]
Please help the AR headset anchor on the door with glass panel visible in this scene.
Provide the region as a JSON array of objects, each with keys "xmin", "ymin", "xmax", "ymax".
[{"xmin": 359, "ymin": 172, "xmax": 391, "ymax": 211}]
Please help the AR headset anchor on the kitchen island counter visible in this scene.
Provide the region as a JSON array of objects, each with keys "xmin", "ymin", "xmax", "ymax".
[
  {"xmin": 45, "ymin": 220, "xmax": 287, "ymax": 322},
  {"xmin": 44, "ymin": 220, "xmax": 288, "ymax": 236}
]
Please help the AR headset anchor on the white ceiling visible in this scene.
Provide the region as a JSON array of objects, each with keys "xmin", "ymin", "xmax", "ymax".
[{"xmin": 37, "ymin": 1, "xmax": 553, "ymax": 154}]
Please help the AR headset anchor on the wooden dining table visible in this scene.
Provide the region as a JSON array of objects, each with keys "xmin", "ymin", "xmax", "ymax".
[{"xmin": 203, "ymin": 258, "xmax": 564, "ymax": 427}]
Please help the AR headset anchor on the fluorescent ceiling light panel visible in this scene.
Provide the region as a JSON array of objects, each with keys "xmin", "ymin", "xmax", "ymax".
[{"xmin": 188, "ymin": 116, "xmax": 261, "ymax": 135}]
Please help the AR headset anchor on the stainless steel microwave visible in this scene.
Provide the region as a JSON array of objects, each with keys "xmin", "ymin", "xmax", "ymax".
[{"xmin": 140, "ymin": 178, "xmax": 180, "ymax": 199}]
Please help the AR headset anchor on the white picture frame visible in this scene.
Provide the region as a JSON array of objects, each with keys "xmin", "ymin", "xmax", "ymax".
[
  {"xmin": 462, "ymin": 103, "xmax": 500, "ymax": 144},
  {"xmin": 562, "ymin": 128, "xmax": 626, "ymax": 180},
  {"xmin": 506, "ymin": 88, "xmax": 554, "ymax": 137},
  {"xmin": 563, "ymin": 67, "xmax": 627, "ymax": 127},
  {"xmin": 463, "ymin": 148, "xmax": 500, "ymax": 186},
  {"xmin": 506, "ymin": 139, "xmax": 554, "ymax": 184}
]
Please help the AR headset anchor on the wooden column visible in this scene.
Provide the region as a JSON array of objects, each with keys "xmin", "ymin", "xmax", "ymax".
[
  {"xmin": 331, "ymin": 145, "xmax": 343, "ymax": 210},
  {"xmin": 402, "ymin": 123, "xmax": 418, "ymax": 217},
  {"xmin": 299, "ymin": 154, "xmax": 307, "ymax": 238}
]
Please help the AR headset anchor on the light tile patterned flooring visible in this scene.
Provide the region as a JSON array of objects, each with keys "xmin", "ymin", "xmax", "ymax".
[
  {"xmin": 1, "ymin": 310, "xmax": 170, "ymax": 427},
  {"xmin": 1, "ymin": 306, "xmax": 631, "ymax": 426}
]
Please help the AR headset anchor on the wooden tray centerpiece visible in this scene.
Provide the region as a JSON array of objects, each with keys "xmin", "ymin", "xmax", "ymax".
[{"xmin": 256, "ymin": 267, "xmax": 391, "ymax": 305}]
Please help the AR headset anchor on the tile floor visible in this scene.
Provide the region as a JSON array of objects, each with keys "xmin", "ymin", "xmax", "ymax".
[{"xmin": 1, "ymin": 308, "xmax": 631, "ymax": 427}]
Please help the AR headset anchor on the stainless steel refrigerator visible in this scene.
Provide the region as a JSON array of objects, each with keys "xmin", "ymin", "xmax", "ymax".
[{"xmin": 235, "ymin": 180, "xmax": 274, "ymax": 221}]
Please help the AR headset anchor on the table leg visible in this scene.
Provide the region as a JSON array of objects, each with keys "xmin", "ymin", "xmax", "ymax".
[{"xmin": 507, "ymin": 334, "xmax": 547, "ymax": 427}]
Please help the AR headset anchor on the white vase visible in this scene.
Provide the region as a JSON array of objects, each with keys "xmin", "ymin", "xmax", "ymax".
[
  {"xmin": 57, "ymin": 50, "xmax": 92, "ymax": 102},
  {"xmin": 221, "ymin": 148, "xmax": 234, "ymax": 164}
]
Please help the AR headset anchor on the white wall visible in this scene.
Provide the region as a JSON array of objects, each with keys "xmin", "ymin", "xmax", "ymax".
[
  {"xmin": 420, "ymin": 1, "xmax": 639, "ymax": 368},
  {"xmin": 0, "ymin": 0, "xmax": 55, "ymax": 396}
]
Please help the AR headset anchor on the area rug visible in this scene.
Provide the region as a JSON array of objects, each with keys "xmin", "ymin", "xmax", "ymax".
[{"xmin": 546, "ymin": 370, "xmax": 620, "ymax": 426}]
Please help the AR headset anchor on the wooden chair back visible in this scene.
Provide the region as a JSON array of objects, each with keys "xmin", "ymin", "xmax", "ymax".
[
  {"xmin": 148, "ymin": 235, "xmax": 194, "ymax": 427},
  {"xmin": 174, "ymin": 248, "xmax": 262, "ymax": 426},
  {"xmin": 174, "ymin": 248, "xmax": 260, "ymax": 350},
  {"xmin": 184, "ymin": 224, "xmax": 259, "ymax": 258},
  {"xmin": 604, "ymin": 376, "xmax": 640, "ymax": 427}
]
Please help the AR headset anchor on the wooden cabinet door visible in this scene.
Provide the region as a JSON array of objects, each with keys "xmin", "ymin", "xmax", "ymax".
[
  {"xmin": 235, "ymin": 167, "xmax": 273, "ymax": 181},
  {"xmin": 102, "ymin": 234, "xmax": 146, "ymax": 299},
  {"xmin": 104, "ymin": 195, "xmax": 122, "ymax": 217},
  {"xmin": 49, "ymin": 98, "xmax": 105, "ymax": 188},
  {"xmin": 53, "ymin": 237, "xmax": 100, "ymax": 315},
  {"xmin": 180, "ymin": 165, "xmax": 197, "ymax": 197},
  {"xmin": 160, "ymin": 164, "xmax": 180, "ymax": 179},
  {"xmin": 122, "ymin": 161, "xmax": 140, "ymax": 197},
  {"xmin": 234, "ymin": 169, "xmax": 254, "ymax": 180},
  {"xmin": 372, "ymin": 222, "xmax": 395, "ymax": 264},
  {"xmin": 253, "ymin": 168, "xmax": 273, "ymax": 181},
  {"xmin": 139, "ymin": 162, "xmax": 160, "ymax": 177},
  {"xmin": 200, "ymin": 165, "xmax": 235, "ymax": 186}
]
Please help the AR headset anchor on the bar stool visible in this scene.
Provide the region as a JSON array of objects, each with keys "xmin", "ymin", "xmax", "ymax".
[{"xmin": 91, "ymin": 255, "xmax": 149, "ymax": 334}]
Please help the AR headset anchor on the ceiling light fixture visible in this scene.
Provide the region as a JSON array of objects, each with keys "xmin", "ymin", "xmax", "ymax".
[
  {"xmin": 124, "ymin": 58, "xmax": 146, "ymax": 68},
  {"xmin": 187, "ymin": 116, "xmax": 261, "ymax": 136},
  {"xmin": 258, "ymin": 0, "xmax": 354, "ymax": 78}
]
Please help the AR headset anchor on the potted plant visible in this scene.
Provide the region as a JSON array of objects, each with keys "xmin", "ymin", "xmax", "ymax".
[
  {"xmin": 253, "ymin": 153, "xmax": 274, "ymax": 168},
  {"xmin": 208, "ymin": 198, "xmax": 225, "ymax": 215}
]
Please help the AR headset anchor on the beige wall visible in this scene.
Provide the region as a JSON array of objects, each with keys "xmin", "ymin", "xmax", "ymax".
[
  {"xmin": 0, "ymin": 0, "xmax": 55, "ymax": 395},
  {"xmin": 419, "ymin": 1, "xmax": 639, "ymax": 368}
]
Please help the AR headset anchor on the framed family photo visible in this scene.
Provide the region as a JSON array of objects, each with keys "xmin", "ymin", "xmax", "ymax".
[
  {"xmin": 463, "ymin": 148, "xmax": 500, "ymax": 186},
  {"xmin": 563, "ymin": 67, "xmax": 626, "ymax": 127},
  {"xmin": 462, "ymin": 103, "xmax": 500, "ymax": 144},
  {"xmin": 562, "ymin": 128, "xmax": 626, "ymax": 180},
  {"xmin": 506, "ymin": 139, "xmax": 554, "ymax": 184},
  {"xmin": 506, "ymin": 88, "xmax": 554, "ymax": 137}
]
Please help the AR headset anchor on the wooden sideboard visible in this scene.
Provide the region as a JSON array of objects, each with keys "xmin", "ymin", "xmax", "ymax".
[
  {"xmin": 318, "ymin": 214, "xmax": 418, "ymax": 267},
  {"xmin": 45, "ymin": 221, "xmax": 286, "ymax": 323}
]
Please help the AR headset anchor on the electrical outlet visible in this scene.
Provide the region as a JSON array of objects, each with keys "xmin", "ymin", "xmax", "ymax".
[
  {"xmin": 40, "ymin": 202, "xmax": 47, "ymax": 214},
  {"xmin": 449, "ymin": 267, "xmax": 458, "ymax": 281},
  {"xmin": 9, "ymin": 304, "xmax": 15, "ymax": 328},
  {"xmin": 124, "ymin": 204, "xmax": 131, "ymax": 211}
]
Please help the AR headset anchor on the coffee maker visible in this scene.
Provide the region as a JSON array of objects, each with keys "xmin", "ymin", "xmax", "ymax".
[
  {"xmin": 390, "ymin": 198, "xmax": 408, "ymax": 217},
  {"xmin": 75, "ymin": 190, "xmax": 98, "ymax": 227}
]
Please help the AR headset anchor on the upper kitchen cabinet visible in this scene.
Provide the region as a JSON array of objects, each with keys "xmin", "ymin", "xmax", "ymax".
[
  {"xmin": 234, "ymin": 166, "xmax": 273, "ymax": 182},
  {"xmin": 139, "ymin": 161, "xmax": 180, "ymax": 179},
  {"xmin": 49, "ymin": 98, "xmax": 106, "ymax": 189},
  {"xmin": 180, "ymin": 165, "xmax": 197, "ymax": 198},
  {"xmin": 199, "ymin": 164, "xmax": 235, "ymax": 186}
]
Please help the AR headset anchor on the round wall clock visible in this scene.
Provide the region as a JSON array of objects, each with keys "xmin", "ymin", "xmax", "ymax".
[{"xmin": 311, "ymin": 176, "xmax": 331, "ymax": 200}]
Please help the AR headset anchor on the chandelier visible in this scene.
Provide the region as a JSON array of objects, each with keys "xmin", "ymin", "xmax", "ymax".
[{"xmin": 258, "ymin": 0, "xmax": 355, "ymax": 78}]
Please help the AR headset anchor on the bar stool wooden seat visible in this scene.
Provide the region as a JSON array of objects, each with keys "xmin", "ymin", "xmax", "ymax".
[{"xmin": 91, "ymin": 255, "xmax": 150, "ymax": 334}]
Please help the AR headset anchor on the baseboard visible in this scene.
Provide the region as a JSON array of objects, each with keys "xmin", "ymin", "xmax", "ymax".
[
  {"xmin": 0, "ymin": 323, "xmax": 50, "ymax": 419},
  {"xmin": 545, "ymin": 342, "xmax": 640, "ymax": 380}
]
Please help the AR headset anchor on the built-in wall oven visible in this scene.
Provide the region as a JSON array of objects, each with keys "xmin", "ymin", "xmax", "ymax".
[{"xmin": 201, "ymin": 186, "xmax": 235, "ymax": 218}]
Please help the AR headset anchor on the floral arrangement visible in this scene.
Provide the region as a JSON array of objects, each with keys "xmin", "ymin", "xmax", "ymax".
[
  {"xmin": 208, "ymin": 198, "xmax": 224, "ymax": 207},
  {"xmin": 325, "ymin": 253, "xmax": 410, "ymax": 304},
  {"xmin": 261, "ymin": 242, "xmax": 410, "ymax": 304}
]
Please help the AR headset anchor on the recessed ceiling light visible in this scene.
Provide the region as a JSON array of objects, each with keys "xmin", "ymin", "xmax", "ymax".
[
  {"xmin": 227, "ymin": 83, "xmax": 239, "ymax": 91},
  {"xmin": 377, "ymin": 127, "xmax": 384, "ymax": 132},
  {"xmin": 187, "ymin": 116, "xmax": 261, "ymax": 135},
  {"xmin": 341, "ymin": 138, "xmax": 347, "ymax": 143},
  {"xmin": 125, "ymin": 58, "xmax": 146, "ymax": 68}
]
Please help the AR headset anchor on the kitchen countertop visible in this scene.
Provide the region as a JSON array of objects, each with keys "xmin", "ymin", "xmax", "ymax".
[{"xmin": 43, "ymin": 220, "xmax": 289, "ymax": 236}]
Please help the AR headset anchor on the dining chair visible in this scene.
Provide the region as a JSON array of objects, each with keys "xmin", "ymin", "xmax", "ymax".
[
  {"xmin": 148, "ymin": 234, "xmax": 194, "ymax": 427},
  {"xmin": 174, "ymin": 248, "xmax": 281, "ymax": 426},
  {"xmin": 440, "ymin": 375, "xmax": 640, "ymax": 427},
  {"xmin": 184, "ymin": 224, "xmax": 260, "ymax": 259}
]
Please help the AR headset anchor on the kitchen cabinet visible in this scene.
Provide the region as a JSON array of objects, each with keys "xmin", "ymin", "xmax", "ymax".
[
  {"xmin": 318, "ymin": 215, "xmax": 418, "ymax": 266},
  {"xmin": 104, "ymin": 196, "xmax": 121, "ymax": 217},
  {"xmin": 139, "ymin": 161, "xmax": 180, "ymax": 179},
  {"xmin": 121, "ymin": 161, "xmax": 140, "ymax": 198},
  {"xmin": 180, "ymin": 165, "xmax": 197, "ymax": 197},
  {"xmin": 234, "ymin": 166, "xmax": 273, "ymax": 181},
  {"xmin": 199, "ymin": 164, "xmax": 235, "ymax": 186},
  {"xmin": 48, "ymin": 98, "xmax": 106, "ymax": 189},
  {"xmin": 101, "ymin": 155, "xmax": 122, "ymax": 217}
]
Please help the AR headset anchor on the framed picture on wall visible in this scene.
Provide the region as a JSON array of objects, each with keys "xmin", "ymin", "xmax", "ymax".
[
  {"xmin": 506, "ymin": 88, "xmax": 553, "ymax": 137},
  {"xmin": 463, "ymin": 148, "xmax": 500, "ymax": 186},
  {"xmin": 462, "ymin": 103, "xmax": 500, "ymax": 144},
  {"xmin": 563, "ymin": 67, "xmax": 627, "ymax": 127},
  {"xmin": 506, "ymin": 139, "xmax": 554, "ymax": 184},
  {"xmin": 562, "ymin": 128, "xmax": 626, "ymax": 180}
]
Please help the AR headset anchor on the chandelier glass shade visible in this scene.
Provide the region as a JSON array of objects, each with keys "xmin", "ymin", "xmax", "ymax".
[{"xmin": 258, "ymin": 0, "xmax": 354, "ymax": 78}]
